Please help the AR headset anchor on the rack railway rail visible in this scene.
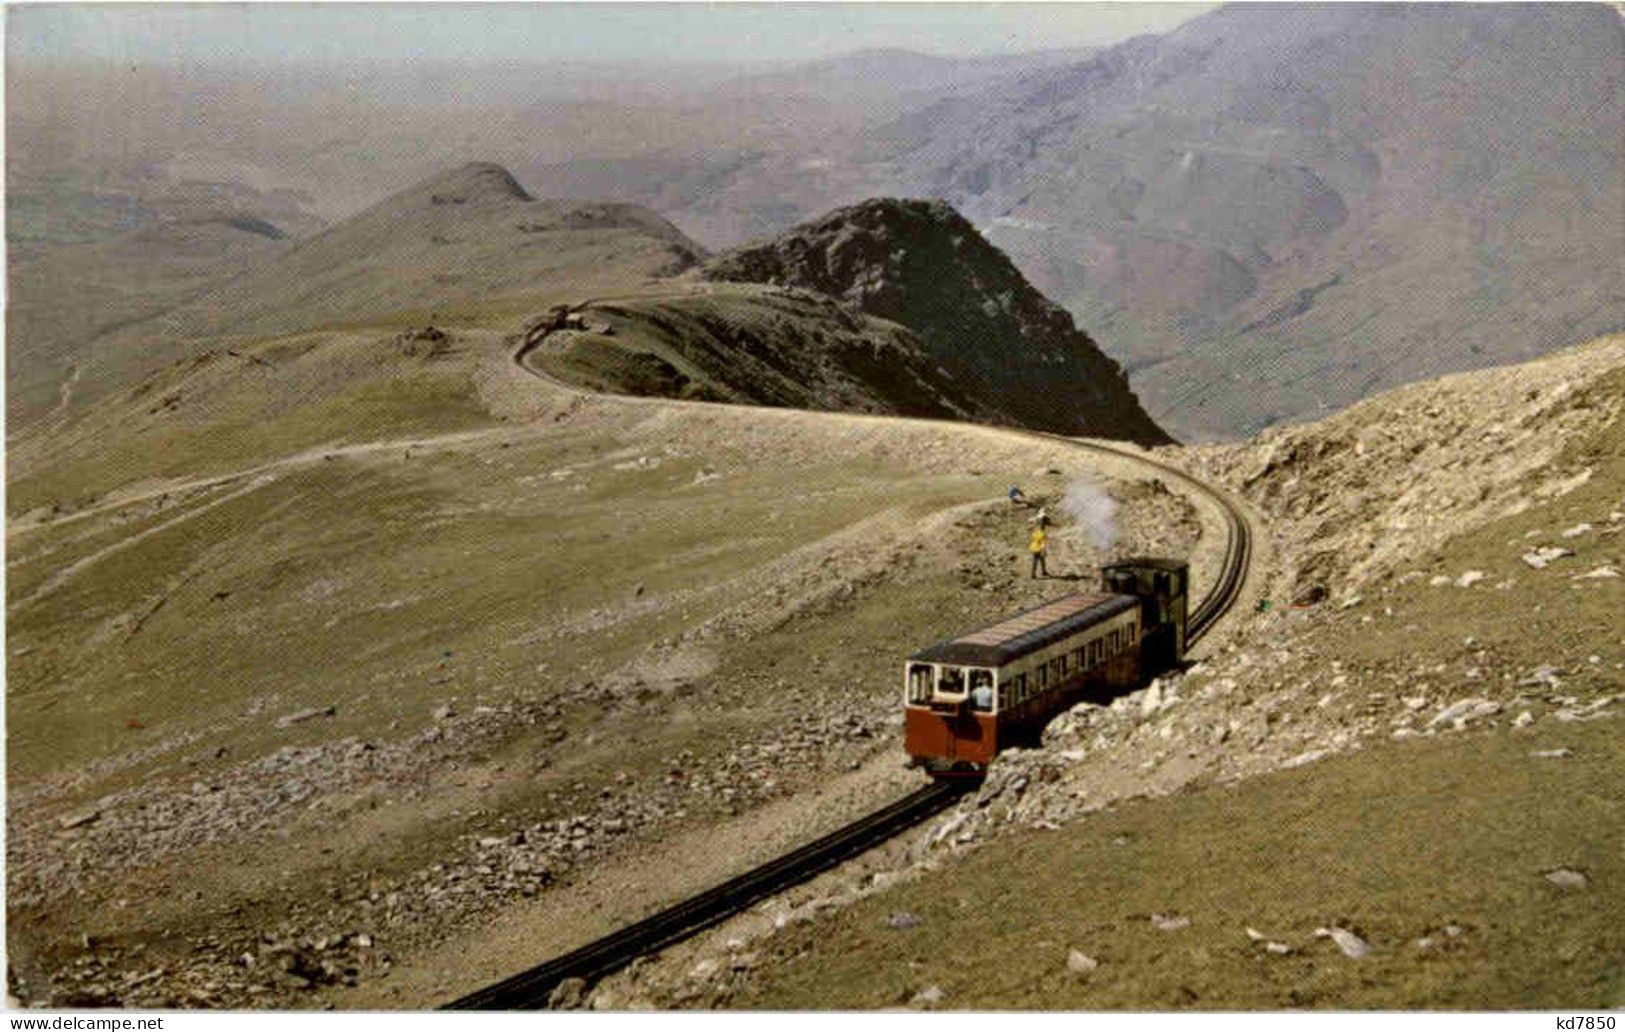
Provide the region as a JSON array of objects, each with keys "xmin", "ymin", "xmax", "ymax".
[
  {"xmin": 443, "ymin": 321, "xmax": 1255, "ymax": 1009},
  {"xmin": 444, "ymin": 780, "xmax": 970, "ymax": 1009}
]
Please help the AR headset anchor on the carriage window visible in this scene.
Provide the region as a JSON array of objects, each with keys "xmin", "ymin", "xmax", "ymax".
[
  {"xmin": 969, "ymin": 670, "xmax": 994, "ymax": 712},
  {"xmin": 937, "ymin": 667, "xmax": 966, "ymax": 696},
  {"xmin": 1038, "ymin": 664, "xmax": 1049, "ymax": 690},
  {"xmin": 908, "ymin": 664, "xmax": 933, "ymax": 704}
]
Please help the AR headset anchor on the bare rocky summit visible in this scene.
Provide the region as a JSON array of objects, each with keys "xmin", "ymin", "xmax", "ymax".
[{"xmin": 702, "ymin": 198, "xmax": 1172, "ymax": 446}]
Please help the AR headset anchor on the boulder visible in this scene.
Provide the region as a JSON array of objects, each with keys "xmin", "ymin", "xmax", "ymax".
[
  {"xmin": 1315, "ymin": 926, "xmax": 1372, "ymax": 959},
  {"xmin": 1521, "ymin": 546, "xmax": 1574, "ymax": 569}
]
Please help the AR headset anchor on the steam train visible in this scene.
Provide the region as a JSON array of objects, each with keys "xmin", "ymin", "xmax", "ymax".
[{"xmin": 903, "ymin": 558, "xmax": 1189, "ymax": 776}]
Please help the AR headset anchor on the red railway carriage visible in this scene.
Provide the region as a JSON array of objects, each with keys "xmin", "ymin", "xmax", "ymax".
[{"xmin": 904, "ymin": 558, "xmax": 1187, "ymax": 776}]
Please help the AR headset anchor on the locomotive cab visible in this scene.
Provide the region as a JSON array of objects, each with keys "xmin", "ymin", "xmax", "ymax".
[{"xmin": 1102, "ymin": 557, "xmax": 1188, "ymax": 673}]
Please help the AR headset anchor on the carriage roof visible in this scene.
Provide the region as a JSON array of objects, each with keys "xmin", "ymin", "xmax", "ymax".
[
  {"xmin": 908, "ymin": 591, "xmax": 1138, "ymax": 667},
  {"xmin": 1103, "ymin": 556, "xmax": 1189, "ymax": 574}
]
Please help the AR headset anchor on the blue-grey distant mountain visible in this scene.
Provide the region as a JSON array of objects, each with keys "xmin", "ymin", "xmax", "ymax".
[{"xmin": 672, "ymin": 3, "xmax": 1625, "ymax": 440}]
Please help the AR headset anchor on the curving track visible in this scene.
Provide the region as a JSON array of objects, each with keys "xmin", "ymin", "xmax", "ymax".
[{"xmin": 444, "ymin": 317, "xmax": 1256, "ymax": 1010}]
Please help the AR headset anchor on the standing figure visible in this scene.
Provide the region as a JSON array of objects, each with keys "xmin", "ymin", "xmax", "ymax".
[{"xmin": 1029, "ymin": 524, "xmax": 1049, "ymax": 579}]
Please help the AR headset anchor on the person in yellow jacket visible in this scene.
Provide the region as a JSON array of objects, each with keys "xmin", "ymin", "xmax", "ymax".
[{"xmin": 1029, "ymin": 524, "xmax": 1048, "ymax": 579}]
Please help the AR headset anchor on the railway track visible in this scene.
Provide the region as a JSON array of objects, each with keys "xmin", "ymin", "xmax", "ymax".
[
  {"xmin": 447, "ymin": 321, "xmax": 1255, "ymax": 1010},
  {"xmin": 444, "ymin": 780, "xmax": 970, "ymax": 1009},
  {"xmin": 1021, "ymin": 429, "xmax": 1251, "ymax": 644}
]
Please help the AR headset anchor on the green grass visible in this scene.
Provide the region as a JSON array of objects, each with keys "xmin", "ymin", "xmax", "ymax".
[
  {"xmin": 534, "ymin": 288, "xmax": 966, "ymax": 418},
  {"xmin": 5, "ymin": 431, "xmax": 993, "ymax": 794},
  {"xmin": 8, "ymin": 361, "xmax": 491, "ymax": 517},
  {"xmin": 739, "ymin": 716, "xmax": 1624, "ymax": 1009}
]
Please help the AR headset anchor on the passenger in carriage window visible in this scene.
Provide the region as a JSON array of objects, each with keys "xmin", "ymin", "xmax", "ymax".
[{"xmin": 970, "ymin": 671, "xmax": 994, "ymax": 711}]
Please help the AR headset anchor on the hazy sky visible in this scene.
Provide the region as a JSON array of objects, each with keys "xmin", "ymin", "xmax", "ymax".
[{"xmin": 11, "ymin": 3, "xmax": 1215, "ymax": 67}]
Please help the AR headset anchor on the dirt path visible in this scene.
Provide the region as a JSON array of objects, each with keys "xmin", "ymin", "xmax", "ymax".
[
  {"xmin": 512, "ymin": 321, "xmax": 1269, "ymax": 654},
  {"xmin": 8, "ymin": 474, "xmax": 277, "ymax": 614},
  {"xmin": 13, "ymin": 314, "xmax": 1265, "ymax": 650},
  {"xmin": 6, "ymin": 425, "xmax": 532, "ymax": 538}
]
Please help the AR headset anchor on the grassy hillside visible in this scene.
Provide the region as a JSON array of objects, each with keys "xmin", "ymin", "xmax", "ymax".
[
  {"xmin": 735, "ymin": 717, "xmax": 1622, "ymax": 1009},
  {"xmin": 6, "ymin": 216, "xmax": 292, "ymax": 427},
  {"xmin": 6, "ymin": 327, "xmax": 498, "ymax": 519},
  {"xmin": 6, "ymin": 163, "xmax": 704, "ymax": 431},
  {"xmin": 6, "ymin": 348, "xmax": 1208, "ymax": 1007},
  {"xmin": 533, "ymin": 285, "xmax": 988, "ymax": 421}
]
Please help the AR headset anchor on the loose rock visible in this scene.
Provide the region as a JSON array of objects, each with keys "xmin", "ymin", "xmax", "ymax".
[
  {"xmin": 1427, "ymin": 698, "xmax": 1498, "ymax": 729},
  {"xmin": 548, "ymin": 976, "xmax": 587, "ymax": 1010},
  {"xmin": 1315, "ymin": 926, "xmax": 1372, "ymax": 959},
  {"xmin": 58, "ymin": 809, "xmax": 101, "ymax": 830},
  {"xmin": 276, "ymin": 706, "xmax": 336, "ymax": 729},
  {"xmin": 1522, "ymin": 546, "xmax": 1575, "ymax": 569}
]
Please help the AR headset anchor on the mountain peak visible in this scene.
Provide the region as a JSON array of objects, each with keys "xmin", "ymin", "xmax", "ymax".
[
  {"xmin": 405, "ymin": 162, "xmax": 533, "ymax": 206},
  {"xmin": 702, "ymin": 197, "xmax": 1172, "ymax": 446}
]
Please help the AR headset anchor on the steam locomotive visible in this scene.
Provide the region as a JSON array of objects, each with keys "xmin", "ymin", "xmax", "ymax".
[{"xmin": 903, "ymin": 558, "xmax": 1188, "ymax": 776}]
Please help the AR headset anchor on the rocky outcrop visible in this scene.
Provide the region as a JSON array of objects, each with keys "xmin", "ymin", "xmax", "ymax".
[{"xmin": 703, "ymin": 199, "xmax": 1173, "ymax": 446}]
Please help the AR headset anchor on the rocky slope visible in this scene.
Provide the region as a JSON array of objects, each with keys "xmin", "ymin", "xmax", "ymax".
[{"xmin": 702, "ymin": 199, "xmax": 1173, "ymax": 445}]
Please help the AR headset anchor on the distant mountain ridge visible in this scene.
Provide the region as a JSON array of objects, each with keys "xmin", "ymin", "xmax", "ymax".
[
  {"xmin": 7, "ymin": 163, "xmax": 707, "ymax": 429},
  {"xmin": 6, "ymin": 214, "xmax": 296, "ymax": 427},
  {"xmin": 644, "ymin": 3, "xmax": 1624, "ymax": 440},
  {"xmin": 842, "ymin": 4, "xmax": 1625, "ymax": 439}
]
